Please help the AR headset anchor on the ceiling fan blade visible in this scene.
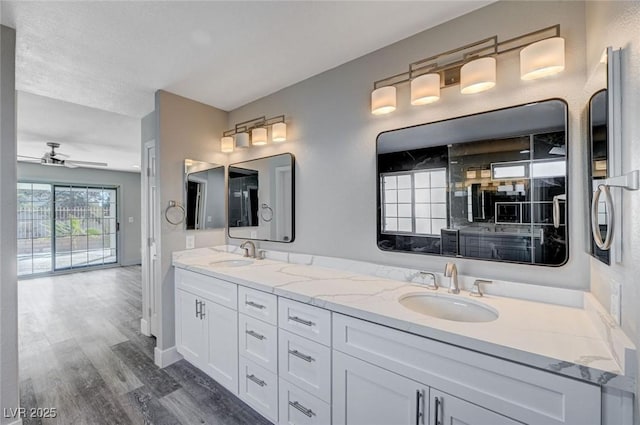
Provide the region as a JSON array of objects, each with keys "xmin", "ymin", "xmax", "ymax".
[
  {"xmin": 63, "ymin": 162, "xmax": 79, "ymax": 169},
  {"xmin": 65, "ymin": 160, "xmax": 108, "ymax": 167},
  {"xmin": 54, "ymin": 152, "xmax": 70, "ymax": 159},
  {"xmin": 17, "ymin": 155, "xmax": 42, "ymax": 160}
]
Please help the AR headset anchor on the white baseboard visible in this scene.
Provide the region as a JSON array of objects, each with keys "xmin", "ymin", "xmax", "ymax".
[
  {"xmin": 140, "ymin": 318, "xmax": 151, "ymax": 336},
  {"xmin": 154, "ymin": 346, "xmax": 182, "ymax": 368}
]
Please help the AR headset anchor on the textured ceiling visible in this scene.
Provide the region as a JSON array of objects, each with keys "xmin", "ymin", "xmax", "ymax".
[{"xmin": 2, "ymin": 1, "xmax": 494, "ymax": 170}]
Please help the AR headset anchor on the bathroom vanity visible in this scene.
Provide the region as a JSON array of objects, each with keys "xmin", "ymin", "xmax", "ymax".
[{"xmin": 172, "ymin": 247, "xmax": 634, "ymax": 425}]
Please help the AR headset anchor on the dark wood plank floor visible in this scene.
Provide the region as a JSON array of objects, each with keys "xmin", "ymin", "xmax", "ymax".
[{"xmin": 19, "ymin": 266, "xmax": 271, "ymax": 425}]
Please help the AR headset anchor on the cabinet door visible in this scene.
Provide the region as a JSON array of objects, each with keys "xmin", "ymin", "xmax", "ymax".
[
  {"xmin": 204, "ymin": 300, "xmax": 239, "ymax": 394},
  {"xmin": 176, "ymin": 289, "xmax": 206, "ymax": 366},
  {"xmin": 333, "ymin": 350, "xmax": 427, "ymax": 425},
  {"xmin": 430, "ymin": 389, "xmax": 520, "ymax": 425}
]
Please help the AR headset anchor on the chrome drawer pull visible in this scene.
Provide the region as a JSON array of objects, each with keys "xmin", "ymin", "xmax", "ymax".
[
  {"xmin": 246, "ymin": 330, "xmax": 266, "ymax": 340},
  {"xmin": 289, "ymin": 401, "xmax": 315, "ymax": 418},
  {"xmin": 289, "ymin": 349, "xmax": 314, "ymax": 363},
  {"xmin": 246, "ymin": 374, "xmax": 266, "ymax": 387},
  {"xmin": 246, "ymin": 300, "xmax": 266, "ymax": 310},
  {"xmin": 288, "ymin": 315, "xmax": 314, "ymax": 327}
]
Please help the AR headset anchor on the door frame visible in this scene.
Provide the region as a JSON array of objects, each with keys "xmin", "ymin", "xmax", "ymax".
[{"xmin": 141, "ymin": 139, "xmax": 160, "ymax": 336}]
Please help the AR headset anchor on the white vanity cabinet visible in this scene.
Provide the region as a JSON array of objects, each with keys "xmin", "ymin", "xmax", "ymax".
[
  {"xmin": 175, "ymin": 268, "xmax": 239, "ymax": 394},
  {"xmin": 332, "ymin": 313, "xmax": 601, "ymax": 425},
  {"xmin": 333, "ymin": 350, "xmax": 428, "ymax": 425},
  {"xmin": 174, "ymin": 266, "xmax": 609, "ymax": 425},
  {"xmin": 175, "ymin": 288, "xmax": 207, "ymax": 365}
]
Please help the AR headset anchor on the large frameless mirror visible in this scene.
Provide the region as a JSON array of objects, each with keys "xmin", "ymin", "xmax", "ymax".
[
  {"xmin": 184, "ymin": 159, "xmax": 226, "ymax": 230},
  {"xmin": 377, "ymin": 99, "xmax": 568, "ymax": 266},
  {"xmin": 228, "ymin": 153, "xmax": 295, "ymax": 242},
  {"xmin": 588, "ymin": 89, "xmax": 610, "ymax": 265}
]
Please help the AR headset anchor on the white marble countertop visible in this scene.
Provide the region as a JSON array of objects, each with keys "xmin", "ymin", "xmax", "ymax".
[{"xmin": 173, "ymin": 247, "xmax": 635, "ymax": 392}]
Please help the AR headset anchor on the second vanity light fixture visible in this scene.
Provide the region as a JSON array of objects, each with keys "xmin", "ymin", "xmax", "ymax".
[
  {"xmin": 220, "ymin": 115, "xmax": 287, "ymax": 153},
  {"xmin": 371, "ymin": 25, "xmax": 565, "ymax": 115}
]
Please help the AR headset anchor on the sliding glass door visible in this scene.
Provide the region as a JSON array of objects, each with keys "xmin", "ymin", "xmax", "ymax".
[
  {"xmin": 17, "ymin": 182, "xmax": 118, "ymax": 276},
  {"xmin": 17, "ymin": 183, "xmax": 53, "ymax": 276}
]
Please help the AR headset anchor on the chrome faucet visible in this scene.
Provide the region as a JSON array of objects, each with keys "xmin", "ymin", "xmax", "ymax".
[
  {"xmin": 444, "ymin": 262, "xmax": 460, "ymax": 294},
  {"xmin": 240, "ymin": 241, "xmax": 256, "ymax": 258}
]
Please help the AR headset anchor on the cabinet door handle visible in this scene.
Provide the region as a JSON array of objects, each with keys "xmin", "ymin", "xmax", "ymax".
[
  {"xmin": 245, "ymin": 300, "xmax": 266, "ymax": 310},
  {"xmin": 288, "ymin": 315, "xmax": 314, "ymax": 327},
  {"xmin": 246, "ymin": 374, "xmax": 266, "ymax": 387},
  {"xmin": 434, "ymin": 396, "xmax": 443, "ymax": 425},
  {"xmin": 289, "ymin": 401, "xmax": 315, "ymax": 418},
  {"xmin": 195, "ymin": 299, "xmax": 201, "ymax": 318},
  {"xmin": 415, "ymin": 390, "xmax": 424, "ymax": 425},
  {"xmin": 246, "ymin": 330, "xmax": 266, "ymax": 340},
  {"xmin": 200, "ymin": 301, "xmax": 206, "ymax": 320},
  {"xmin": 288, "ymin": 349, "xmax": 314, "ymax": 363}
]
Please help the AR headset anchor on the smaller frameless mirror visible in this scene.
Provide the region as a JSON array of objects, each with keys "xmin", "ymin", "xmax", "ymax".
[
  {"xmin": 588, "ymin": 90, "xmax": 610, "ymax": 265},
  {"xmin": 184, "ymin": 159, "xmax": 225, "ymax": 230},
  {"xmin": 228, "ymin": 153, "xmax": 295, "ymax": 243}
]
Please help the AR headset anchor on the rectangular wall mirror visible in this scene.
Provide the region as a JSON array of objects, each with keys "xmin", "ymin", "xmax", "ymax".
[
  {"xmin": 228, "ymin": 153, "xmax": 295, "ymax": 242},
  {"xmin": 588, "ymin": 90, "xmax": 610, "ymax": 265},
  {"xmin": 377, "ymin": 99, "xmax": 568, "ymax": 266},
  {"xmin": 184, "ymin": 159, "xmax": 225, "ymax": 230}
]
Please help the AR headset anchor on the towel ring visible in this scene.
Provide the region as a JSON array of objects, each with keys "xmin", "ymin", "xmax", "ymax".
[
  {"xmin": 165, "ymin": 200, "xmax": 186, "ymax": 225},
  {"xmin": 260, "ymin": 203, "xmax": 273, "ymax": 222},
  {"xmin": 591, "ymin": 184, "xmax": 614, "ymax": 250}
]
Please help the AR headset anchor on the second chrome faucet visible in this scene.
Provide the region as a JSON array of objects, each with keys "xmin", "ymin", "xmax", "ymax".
[{"xmin": 444, "ymin": 262, "xmax": 459, "ymax": 294}]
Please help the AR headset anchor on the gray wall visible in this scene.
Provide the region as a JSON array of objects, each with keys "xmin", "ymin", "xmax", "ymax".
[
  {"xmin": 18, "ymin": 162, "xmax": 142, "ymax": 266},
  {"xmin": 227, "ymin": 1, "xmax": 590, "ymax": 290},
  {"xmin": 585, "ymin": 1, "xmax": 640, "ymax": 416},
  {"xmin": 156, "ymin": 90, "xmax": 228, "ymax": 351},
  {"xmin": 0, "ymin": 24, "xmax": 19, "ymax": 425}
]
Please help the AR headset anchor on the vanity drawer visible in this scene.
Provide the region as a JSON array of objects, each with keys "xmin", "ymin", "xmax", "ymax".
[
  {"xmin": 278, "ymin": 329, "xmax": 331, "ymax": 403},
  {"xmin": 239, "ymin": 357, "xmax": 279, "ymax": 423},
  {"xmin": 278, "ymin": 298, "xmax": 331, "ymax": 346},
  {"xmin": 239, "ymin": 313, "xmax": 278, "ymax": 373},
  {"xmin": 239, "ymin": 286, "xmax": 278, "ymax": 325},
  {"xmin": 175, "ymin": 268, "xmax": 237, "ymax": 309},
  {"xmin": 279, "ymin": 378, "xmax": 331, "ymax": 425}
]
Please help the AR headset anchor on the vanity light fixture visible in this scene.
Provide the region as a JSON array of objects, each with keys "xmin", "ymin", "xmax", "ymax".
[
  {"xmin": 235, "ymin": 132, "xmax": 250, "ymax": 149},
  {"xmin": 272, "ymin": 122, "xmax": 287, "ymax": 142},
  {"xmin": 220, "ymin": 136, "xmax": 234, "ymax": 153},
  {"xmin": 221, "ymin": 114, "xmax": 287, "ymax": 151},
  {"xmin": 460, "ymin": 57, "xmax": 496, "ymax": 94},
  {"xmin": 410, "ymin": 73, "xmax": 441, "ymax": 105},
  {"xmin": 252, "ymin": 127, "xmax": 268, "ymax": 146},
  {"xmin": 370, "ymin": 25, "xmax": 564, "ymax": 114},
  {"xmin": 520, "ymin": 37, "xmax": 565, "ymax": 80},
  {"xmin": 371, "ymin": 86, "xmax": 396, "ymax": 115}
]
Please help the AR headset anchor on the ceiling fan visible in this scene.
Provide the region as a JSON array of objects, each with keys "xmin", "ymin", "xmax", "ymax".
[{"xmin": 17, "ymin": 142, "xmax": 108, "ymax": 168}]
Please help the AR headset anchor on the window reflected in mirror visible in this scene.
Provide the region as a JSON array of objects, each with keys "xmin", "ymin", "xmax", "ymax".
[{"xmin": 377, "ymin": 99, "xmax": 568, "ymax": 266}]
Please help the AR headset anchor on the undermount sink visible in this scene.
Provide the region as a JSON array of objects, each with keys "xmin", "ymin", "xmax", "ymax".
[
  {"xmin": 209, "ymin": 259, "xmax": 254, "ymax": 267},
  {"xmin": 399, "ymin": 293, "xmax": 498, "ymax": 323}
]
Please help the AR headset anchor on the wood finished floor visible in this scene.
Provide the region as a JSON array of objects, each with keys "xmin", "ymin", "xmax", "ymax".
[{"xmin": 19, "ymin": 266, "xmax": 271, "ymax": 425}]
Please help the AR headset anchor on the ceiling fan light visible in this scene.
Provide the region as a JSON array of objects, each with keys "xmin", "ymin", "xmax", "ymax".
[
  {"xmin": 411, "ymin": 73, "xmax": 440, "ymax": 105},
  {"xmin": 371, "ymin": 86, "xmax": 396, "ymax": 115},
  {"xmin": 520, "ymin": 37, "xmax": 565, "ymax": 80},
  {"xmin": 460, "ymin": 57, "xmax": 496, "ymax": 94}
]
